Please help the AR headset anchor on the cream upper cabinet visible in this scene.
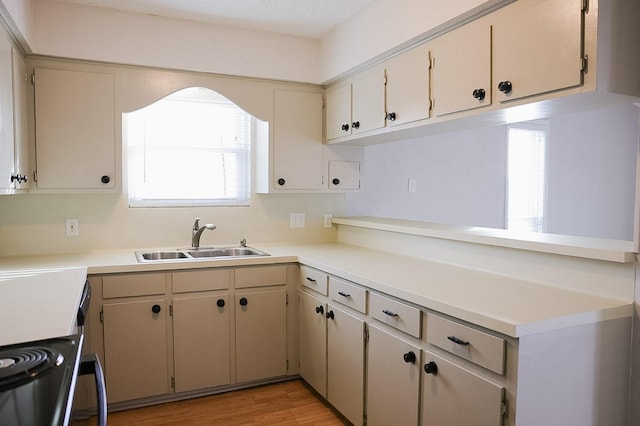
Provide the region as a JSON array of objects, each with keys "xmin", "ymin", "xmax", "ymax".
[
  {"xmin": 270, "ymin": 90, "xmax": 324, "ymax": 191},
  {"xmin": 493, "ymin": 0, "xmax": 584, "ymax": 103},
  {"xmin": 326, "ymin": 67, "xmax": 385, "ymax": 142},
  {"xmin": 11, "ymin": 48, "xmax": 29, "ymax": 192},
  {"xmin": 34, "ymin": 67, "xmax": 116, "ymax": 190},
  {"xmin": 0, "ymin": 32, "xmax": 17, "ymax": 194},
  {"xmin": 385, "ymin": 43, "xmax": 431, "ymax": 126},
  {"xmin": 431, "ymin": 19, "xmax": 492, "ymax": 116}
]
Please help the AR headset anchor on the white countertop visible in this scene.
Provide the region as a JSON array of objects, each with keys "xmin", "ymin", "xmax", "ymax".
[
  {"xmin": 0, "ymin": 267, "xmax": 88, "ymax": 346},
  {"xmin": 0, "ymin": 243, "xmax": 632, "ymax": 339}
]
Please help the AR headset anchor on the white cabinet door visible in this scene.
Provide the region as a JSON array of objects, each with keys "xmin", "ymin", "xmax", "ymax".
[
  {"xmin": 351, "ymin": 68, "xmax": 385, "ymax": 135},
  {"xmin": 173, "ymin": 295, "xmax": 231, "ymax": 392},
  {"xmin": 34, "ymin": 68, "xmax": 116, "ymax": 189},
  {"xmin": 298, "ymin": 290, "xmax": 327, "ymax": 397},
  {"xmin": 493, "ymin": 0, "xmax": 584, "ymax": 102},
  {"xmin": 0, "ymin": 31, "xmax": 14, "ymax": 192},
  {"xmin": 326, "ymin": 304, "xmax": 365, "ymax": 426},
  {"xmin": 11, "ymin": 48, "xmax": 28, "ymax": 191},
  {"xmin": 326, "ymin": 84, "xmax": 352, "ymax": 141},
  {"xmin": 385, "ymin": 43, "xmax": 431, "ymax": 126},
  {"xmin": 272, "ymin": 90, "xmax": 324, "ymax": 190},
  {"xmin": 431, "ymin": 19, "xmax": 492, "ymax": 116},
  {"xmin": 328, "ymin": 160, "xmax": 359, "ymax": 190},
  {"xmin": 235, "ymin": 289, "xmax": 287, "ymax": 382},
  {"xmin": 102, "ymin": 299, "xmax": 170, "ymax": 403},
  {"xmin": 367, "ymin": 325, "xmax": 420, "ymax": 426},
  {"xmin": 422, "ymin": 350, "xmax": 504, "ymax": 426}
]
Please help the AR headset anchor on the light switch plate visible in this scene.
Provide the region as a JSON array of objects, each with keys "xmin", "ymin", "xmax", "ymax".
[{"xmin": 65, "ymin": 218, "xmax": 79, "ymax": 236}]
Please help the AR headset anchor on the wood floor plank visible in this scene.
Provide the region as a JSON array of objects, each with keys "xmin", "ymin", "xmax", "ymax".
[{"xmin": 73, "ymin": 380, "xmax": 349, "ymax": 425}]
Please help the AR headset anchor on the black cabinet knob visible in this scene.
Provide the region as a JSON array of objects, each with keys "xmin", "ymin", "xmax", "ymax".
[
  {"xmin": 352, "ymin": 121, "xmax": 360, "ymax": 130},
  {"xmin": 332, "ymin": 178, "xmax": 340, "ymax": 186},
  {"xmin": 326, "ymin": 310, "xmax": 335, "ymax": 320},
  {"xmin": 217, "ymin": 299, "xmax": 225, "ymax": 308},
  {"xmin": 386, "ymin": 112, "xmax": 397, "ymax": 121},
  {"xmin": 315, "ymin": 305, "xmax": 324, "ymax": 315},
  {"xmin": 403, "ymin": 351, "xmax": 417, "ymax": 364},
  {"xmin": 101, "ymin": 175, "xmax": 110, "ymax": 184},
  {"xmin": 424, "ymin": 361, "xmax": 438, "ymax": 375},
  {"xmin": 497, "ymin": 81, "xmax": 512, "ymax": 94},
  {"xmin": 472, "ymin": 88, "xmax": 486, "ymax": 101},
  {"xmin": 239, "ymin": 297, "xmax": 248, "ymax": 306},
  {"xmin": 151, "ymin": 304, "xmax": 161, "ymax": 314},
  {"xmin": 277, "ymin": 178, "xmax": 286, "ymax": 186},
  {"xmin": 341, "ymin": 123, "xmax": 350, "ymax": 132}
]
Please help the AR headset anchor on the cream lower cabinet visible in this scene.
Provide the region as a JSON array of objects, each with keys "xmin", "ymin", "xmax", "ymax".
[
  {"xmin": 235, "ymin": 289, "xmax": 287, "ymax": 382},
  {"xmin": 102, "ymin": 298, "xmax": 170, "ymax": 403},
  {"xmin": 366, "ymin": 325, "xmax": 420, "ymax": 426},
  {"xmin": 326, "ymin": 303, "xmax": 365, "ymax": 426},
  {"xmin": 172, "ymin": 294, "xmax": 231, "ymax": 392},
  {"xmin": 298, "ymin": 290, "xmax": 327, "ymax": 396},
  {"xmin": 422, "ymin": 350, "xmax": 504, "ymax": 426}
]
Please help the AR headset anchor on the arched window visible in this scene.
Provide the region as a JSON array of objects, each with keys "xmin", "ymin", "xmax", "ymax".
[{"xmin": 124, "ymin": 87, "xmax": 253, "ymax": 207}]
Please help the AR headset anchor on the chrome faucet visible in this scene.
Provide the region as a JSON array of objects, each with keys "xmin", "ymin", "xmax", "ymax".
[{"xmin": 191, "ymin": 218, "xmax": 216, "ymax": 248}]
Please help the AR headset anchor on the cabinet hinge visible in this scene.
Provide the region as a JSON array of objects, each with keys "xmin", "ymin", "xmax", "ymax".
[
  {"xmin": 501, "ymin": 398, "xmax": 509, "ymax": 417},
  {"xmin": 581, "ymin": 55, "xmax": 589, "ymax": 73},
  {"xmin": 30, "ymin": 72, "xmax": 35, "ymax": 85},
  {"xmin": 286, "ymin": 294, "xmax": 289, "ymax": 305},
  {"xmin": 429, "ymin": 98, "xmax": 435, "ymax": 111},
  {"xmin": 99, "ymin": 309, "xmax": 104, "ymax": 323},
  {"xmin": 581, "ymin": 0, "xmax": 589, "ymax": 12},
  {"xmin": 429, "ymin": 56, "xmax": 435, "ymax": 69},
  {"xmin": 286, "ymin": 359, "xmax": 289, "ymax": 371},
  {"xmin": 169, "ymin": 304, "xmax": 173, "ymax": 316},
  {"xmin": 363, "ymin": 326, "xmax": 369, "ymax": 343},
  {"xmin": 384, "ymin": 75, "xmax": 388, "ymax": 86},
  {"xmin": 363, "ymin": 413, "xmax": 367, "ymax": 426},
  {"xmin": 171, "ymin": 377, "xmax": 175, "ymax": 389},
  {"xmin": 32, "ymin": 170, "xmax": 37, "ymax": 183}
]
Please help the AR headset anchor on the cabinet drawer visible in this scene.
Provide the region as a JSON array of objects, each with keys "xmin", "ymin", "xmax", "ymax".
[
  {"xmin": 427, "ymin": 314, "xmax": 505, "ymax": 375},
  {"xmin": 172, "ymin": 269, "xmax": 231, "ymax": 293},
  {"xmin": 103, "ymin": 273, "xmax": 166, "ymax": 299},
  {"xmin": 299, "ymin": 265, "xmax": 328, "ymax": 295},
  {"xmin": 369, "ymin": 292, "xmax": 421, "ymax": 338},
  {"xmin": 234, "ymin": 265, "xmax": 287, "ymax": 288},
  {"xmin": 328, "ymin": 276, "xmax": 366, "ymax": 313}
]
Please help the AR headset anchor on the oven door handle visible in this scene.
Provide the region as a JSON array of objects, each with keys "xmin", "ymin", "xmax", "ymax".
[{"xmin": 79, "ymin": 353, "xmax": 107, "ymax": 426}]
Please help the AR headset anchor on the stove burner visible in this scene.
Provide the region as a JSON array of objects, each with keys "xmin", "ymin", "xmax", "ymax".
[{"xmin": 0, "ymin": 347, "xmax": 63, "ymax": 391}]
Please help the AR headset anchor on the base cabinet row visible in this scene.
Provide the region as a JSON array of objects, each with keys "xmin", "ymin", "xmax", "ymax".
[{"xmin": 93, "ymin": 266, "xmax": 290, "ymax": 404}]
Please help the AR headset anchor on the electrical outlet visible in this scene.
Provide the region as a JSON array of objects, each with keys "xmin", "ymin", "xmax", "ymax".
[
  {"xmin": 323, "ymin": 214, "xmax": 333, "ymax": 228},
  {"xmin": 408, "ymin": 179, "xmax": 417, "ymax": 193},
  {"xmin": 65, "ymin": 218, "xmax": 79, "ymax": 236}
]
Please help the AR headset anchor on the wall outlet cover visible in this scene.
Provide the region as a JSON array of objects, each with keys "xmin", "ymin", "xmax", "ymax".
[{"xmin": 290, "ymin": 213, "xmax": 305, "ymax": 228}]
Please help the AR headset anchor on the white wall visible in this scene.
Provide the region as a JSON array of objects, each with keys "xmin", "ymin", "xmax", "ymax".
[
  {"xmin": 30, "ymin": 0, "xmax": 320, "ymax": 83},
  {"xmin": 0, "ymin": 0, "xmax": 34, "ymax": 51},
  {"xmin": 344, "ymin": 103, "xmax": 639, "ymax": 241}
]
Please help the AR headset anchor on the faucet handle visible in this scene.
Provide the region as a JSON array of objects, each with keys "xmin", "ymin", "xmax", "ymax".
[{"xmin": 193, "ymin": 218, "xmax": 201, "ymax": 231}]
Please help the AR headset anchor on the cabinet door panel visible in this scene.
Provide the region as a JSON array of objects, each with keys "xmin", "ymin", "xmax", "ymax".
[
  {"xmin": 326, "ymin": 84, "xmax": 352, "ymax": 141},
  {"xmin": 352, "ymin": 68, "xmax": 385, "ymax": 135},
  {"xmin": 386, "ymin": 43, "xmax": 431, "ymax": 126},
  {"xmin": 431, "ymin": 20, "xmax": 491, "ymax": 116},
  {"xmin": 11, "ymin": 48, "xmax": 28, "ymax": 190},
  {"xmin": 493, "ymin": 0, "xmax": 583, "ymax": 102},
  {"xmin": 103, "ymin": 299, "xmax": 169, "ymax": 403},
  {"xmin": 422, "ymin": 350, "xmax": 504, "ymax": 426},
  {"xmin": 367, "ymin": 325, "xmax": 420, "ymax": 426},
  {"xmin": 273, "ymin": 90, "xmax": 323, "ymax": 190},
  {"xmin": 0, "ymin": 32, "xmax": 13, "ymax": 192},
  {"xmin": 173, "ymin": 295, "xmax": 230, "ymax": 392},
  {"xmin": 327, "ymin": 304, "xmax": 364, "ymax": 426},
  {"xmin": 298, "ymin": 290, "xmax": 327, "ymax": 397},
  {"xmin": 34, "ymin": 68, "xmax": 115, "ymax": 189},
  {"xmin": 235, "ymin": 289, "xmax": 287, "ymax": 382}
]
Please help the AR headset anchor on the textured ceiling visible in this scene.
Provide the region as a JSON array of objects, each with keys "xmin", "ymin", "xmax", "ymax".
[{"xmin": 50, "ymin": 0, "xmax": 375, "ymax": 39}]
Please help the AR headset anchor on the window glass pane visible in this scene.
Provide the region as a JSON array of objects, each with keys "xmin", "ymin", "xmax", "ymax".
[
  {"xmin": 125, "ymin": 87, "xmax": 252, "ymax": 207},
  {"xmin": 507, "ymin": 122, "xmax": 548, "ymax": 232}
]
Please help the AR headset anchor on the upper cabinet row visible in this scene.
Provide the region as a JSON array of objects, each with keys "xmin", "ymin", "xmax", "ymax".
[{"xmin": 326, "ymin": 0, "xmax": 630, "ymax": 144}]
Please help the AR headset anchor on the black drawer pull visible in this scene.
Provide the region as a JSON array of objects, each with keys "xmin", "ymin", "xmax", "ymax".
[
  {"xmin": 382, "ymin": 309, "xmax": 398, "ymax": 317},
  {"xmin": 326, "ymin": 310, "xmax": 335, "ymax": 320},
  {"xmin": 338, "ymin": 291, "xmax": 351, "ymax": 298},
  {"xmin": 315, "ymin": 305, "xmax": 324, "ymax": 315},
  {"xmin": 447, "ymin": 336, "xmax": 470, "ymax": 346},
  {"xmin": 306, "ymin": 277, "xmax": 317, "ymax": 283}
]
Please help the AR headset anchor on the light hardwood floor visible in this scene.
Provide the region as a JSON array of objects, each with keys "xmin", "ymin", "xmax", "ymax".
[{"xmin": 73, "ymin": 380, "xmax": 349, "ymax": 425}]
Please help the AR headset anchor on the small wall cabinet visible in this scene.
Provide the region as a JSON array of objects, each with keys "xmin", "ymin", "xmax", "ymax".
[{"xmin": 33, "ymin": 67, "xmax": 116, "ymax": 190}]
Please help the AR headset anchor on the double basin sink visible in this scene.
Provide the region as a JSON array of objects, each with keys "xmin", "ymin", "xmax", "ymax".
[{"xmin": 135, "ymin": 246, "xmax": 269, "ymax": 263}]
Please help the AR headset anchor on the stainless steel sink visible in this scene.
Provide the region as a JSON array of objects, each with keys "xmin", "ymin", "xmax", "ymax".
[{"xmin": 135, "ymin": 246, "xmax": 269, "ymax": 262}]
